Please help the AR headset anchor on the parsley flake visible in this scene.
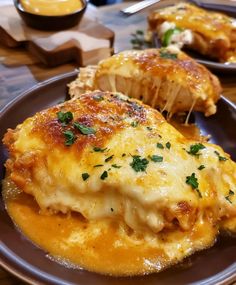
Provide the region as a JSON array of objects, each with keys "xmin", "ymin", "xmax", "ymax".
[
  {"xmin": 63, "ymin": 130, "xmax": 76, "ymax": 146},
  {"xmin": 131, "ymin": 121, "xmax": 138, "ymax": 127},
  {"xmin": 157, "ymin": 143, "xmax": 164, "ymax": 149},
  {"xmin": 186, "ymin": 173, "xmax": 199, "ymax": 189},
  {"xmin": 74, "ymin": 122, "xmax": 96, "ymax": 135},
  {"xmin": 214, "ymin": 151, "xmax": 227, "ymax": 161},
  {"xmin": 130, "ymin": 155, "xmax": 149, "ymax": 172},
  {"xmin": 94, "ymin": 164, "xmax": 103, "ymax": 168},
  {"xmin": 130, "ymin": 29, "xmax": 152, "ymax": 50},
  {"xmin": 112, "ymin": 164, "xmax": 122, "ymax": 169},
  {"xmin": 57, "ymin": 111, "xmax": 73, "ymax": 125},
  {"xmin": 149, "ymin": 155, "xmax": 163, "ymax": 162},
  {"xmin": 198, "ymin": 165, "xmax": 205, "ymax": 170},
  {"xmin": 105, "ymin": 155, "xmax": 114, "ymax": 162},
  {"xmin": 82, "ymin": 173, "xmax": 90, "ymax": 181},
  {"xmin": 93, "ymin": 147, "xmax": 107, "ymax": 152},
  {"xmin": 186, "ymin": 173, "xmax": 202, "ymax": 198},
  {"xmin": 225, "ymin": 189, "xmax": 234, "ymax": 204},
  {"xmin": 166, "ymin": 142, "xmax": 171, "ymax": 149},
  {"xmin": 195, "ymin": 188, "xmax": 203, "ymax": 198},
  {"xmin": 160, "ymin": 50, "xmax": 178, "ymax": 60},
  {"xmin": 187, "ymin": 143, "xmax": 205, "ymax": 156},
  {"xmin": 100, "ymin": 171, "xmax": 108, "ymax": 180}
]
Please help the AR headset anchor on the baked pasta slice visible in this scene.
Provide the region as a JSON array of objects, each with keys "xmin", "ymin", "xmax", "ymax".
[
  {"xmin": 3, "ymin": 91, "xmax": 236, "ymax": 275},
  {"xmin": 69, "ymin": 48, "xmax": 221, "ymax": 118},
  {"xmin": 148, "ymin": 2, "xmax": 236, "ymax": 63}
]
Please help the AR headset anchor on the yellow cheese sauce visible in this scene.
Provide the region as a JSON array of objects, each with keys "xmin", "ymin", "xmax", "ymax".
[
  {"xmin": 20, "ymin": 0, "xmax": 83, "ymax": 16},
  {"xmin": 2, "ymin": 120, "xmax": 211, "ymax": 276},
  {"xmin": 3, "ymin": 173, "xmax": 217, "ymax": 276},
  {"xmin": 2, "ymin": 122, "xmax": 210, "ymax": 276},
  {"xmin": 2, "ymin": 180, "xmax": 169, "ymax": 276}
]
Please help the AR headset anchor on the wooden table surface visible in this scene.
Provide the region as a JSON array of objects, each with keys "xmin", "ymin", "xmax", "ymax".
[{"xmin": 0, "ymin": 0, "xmax": 236, "ymax": 284}]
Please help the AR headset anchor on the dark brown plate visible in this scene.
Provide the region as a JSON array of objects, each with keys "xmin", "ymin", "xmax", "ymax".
[{"xmin": 0, "ymin": 71, "xmax": 236, "ymax": 285}]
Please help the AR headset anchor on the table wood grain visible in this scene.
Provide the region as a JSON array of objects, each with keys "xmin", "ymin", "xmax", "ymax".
[{"xmin": 0, "ymin": 1, "xmax": 236, "ymax": 284}]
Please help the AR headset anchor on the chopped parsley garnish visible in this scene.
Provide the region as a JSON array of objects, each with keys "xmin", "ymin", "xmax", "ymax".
[
  {"xmin": 225, "ymin": 189, "xmax": 234, "ymax": 204},
  {"xmin": 159, "ymin": 50, "xmax": 178, "ymax": 60},
  {"xmin": 198, "ymin": 165, "xmax": 205, "ymax": 170},
  {"xmin": 195, "ymin": 189, "xmax": 203, "ymax": 198},
  {"xmin": 94, "ymin": 164, "xmax": 103, "ymax": 168},
  {"xmin": 82, "ymin": 173, "xmax": 90, "ymax": 181},
  {"xmin": 186, "ymin": 173, "xmax": 199, "ymax": 189},
  {"xmin": 74, "ymin": 122, "xmax": 96, "ymax": 135},
  {"xmin": 187, "ymin": 143, "xmax": 205, "ymax": 156},
  {"xmin": 149, "ymin": 155, "xmax": 163, "ymax": 162},
  {"xmin": 112, "ymin": 164, "xmax": 122, "ymax": 169},
  {"xmin": 105, "ymin": 155, "xmax": 114, "ymax": 162},
  {"xmin": 100, "ymin": 170, "xmax": 108, "ymax": 180},
  {"xmin": 93, "ymin": 95, "xmax": 104, "ymax": 101},
  {"xmin": 130, "ymin": 29, "xmax": 152, "ymax": 50},
  {"xmin": 93, "ymin": 147, "xmax": 107, "ymax": 152},
  {"xmin": 63, "ymin": 130, "xmax": 76, "ymax": 146},
  {"xmin": 214, "ymin": 151, "xmax": 227, "ymax": 161},
  {"xmin": 186, "ymin": 173, "xmax": 202, "ymax": 198},
  {"xmin": 57, "ymin": 111, "xmax": 73, "ymax": 125},
  {"xmin": 156, "ymin": 143, "xmax": 164, "ymax": 149},
  {"xmin": 131, "ymin": 121, "xmax": 138, "ymax": 127},
  {"xmin": 130, "ymin": 155, "xmax": 149, "ymax": 172},
  {"xmin": 136, "ymin": 30, "xmax": 144, "ymax": 35},
  {"xmin": 166, "ymin": 142, "xmax": 171, "ymax": 149}
]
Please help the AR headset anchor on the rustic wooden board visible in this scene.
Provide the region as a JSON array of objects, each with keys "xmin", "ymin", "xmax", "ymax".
[{"xmin": 0, "ymin": 5, "xmax": 114, "ymax": 67}]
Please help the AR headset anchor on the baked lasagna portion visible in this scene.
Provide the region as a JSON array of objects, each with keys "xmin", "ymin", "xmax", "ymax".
[
  {"xmin": 148, "ymin": 2, "xmax": 236, "ymax": 63},
  {"xmin": 3, "ymin": 91, "xmax": 236, "ymax": 275},
  {"xmin": 69, "ymin": 48, "xmax": 221, "ymax": 118}
]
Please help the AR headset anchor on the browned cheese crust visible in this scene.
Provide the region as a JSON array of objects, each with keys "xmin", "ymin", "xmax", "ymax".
[{"xmin": 69, "ymin": 48, "xmax": 222, "ymax": 117}]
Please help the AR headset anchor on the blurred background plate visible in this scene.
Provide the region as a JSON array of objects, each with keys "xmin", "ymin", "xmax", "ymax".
[
  {"xmin": 0, "ymin": 71, "xmax": 236, "ymax": 285},
  {"xmin": 99, "ymin": 0, "xmax": 236, "ymax": 73}
]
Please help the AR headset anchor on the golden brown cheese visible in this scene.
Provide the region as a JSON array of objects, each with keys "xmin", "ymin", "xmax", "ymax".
[
  {"xmin": 3, "ymin": 91, "xmax": 236, "ymax": 275},
  {"xmin": 69, "ymin": 48, "xmax": 221, "ymax": 117},
  {"xmin": 148, "ymin": 2, "xmax": 236, "ymax": 62}
]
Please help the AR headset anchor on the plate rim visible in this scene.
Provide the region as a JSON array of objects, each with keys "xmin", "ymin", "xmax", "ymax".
[{"xmin": 0, "ymin": 71, "xmax": 236, "ymax": 285}]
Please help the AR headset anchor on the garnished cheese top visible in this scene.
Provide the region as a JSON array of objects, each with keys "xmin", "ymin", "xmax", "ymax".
[
  {"xmin": 148, "ymin": 2, "xmax": 234, "ymax": 43},
  {"xmin": 3, "ymin": 91, "xmax": 236, "ymax": 235}
]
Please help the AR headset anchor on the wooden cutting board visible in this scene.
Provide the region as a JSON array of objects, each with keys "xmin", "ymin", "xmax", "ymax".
[{"xmin": 0, "ymin": 5, "xmax": 114, "ymax": 67}]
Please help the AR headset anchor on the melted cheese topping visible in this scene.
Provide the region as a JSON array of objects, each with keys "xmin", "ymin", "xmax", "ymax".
[
  {"xmin": 69, "ymin": 49, "xmax": 221, "ymax": 118},
  {"xmin": 148, "ymin": 3, "xmax": 236, "ymax": 62},
  {"xmin": 90, "ymin": 49, "xmax": 221, "ymax": 116},
  {"xmin": 20, "ymin": 0, "xmax": 83, "ymax": 16},
  {"xmin": 149, "ymin": 3, "xmax": 233, "ymax": 42},
  {"xmin": 3, "ymin": 91, "xmax": 236, "ymax": 275}
]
